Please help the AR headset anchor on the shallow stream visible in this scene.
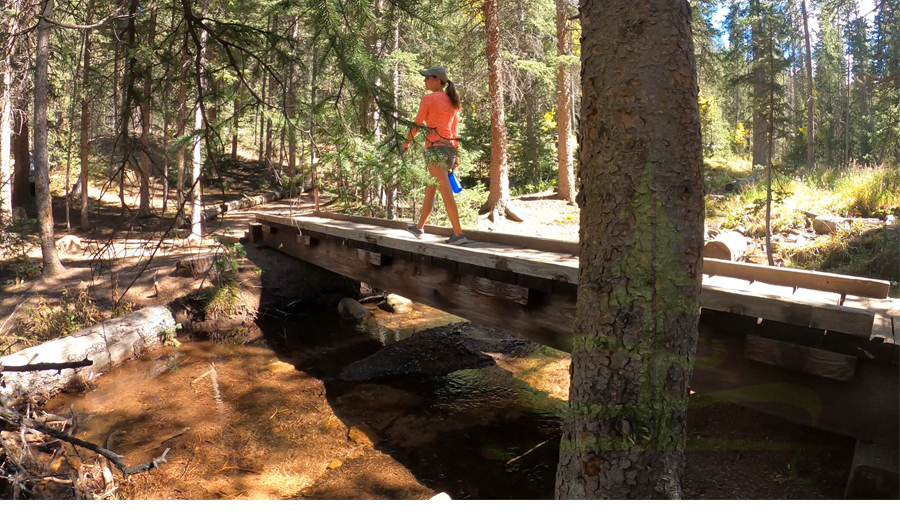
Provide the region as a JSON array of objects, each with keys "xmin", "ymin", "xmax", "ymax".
[
  {"xmin": 43, "ymin": 301, "xmax": 853, "ymax": 499},
  {"xmin": 45, "ymin": 302, "xmax": 569, "ymax": 499}
]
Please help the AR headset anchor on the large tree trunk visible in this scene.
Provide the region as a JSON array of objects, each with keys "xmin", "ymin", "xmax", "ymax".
[
  {"xmin": 175, "ymin": 33, "xmax": 189, "ymax": 228},
  {"xmin": 0, "ymin": 0, "xmax": 20, "ymax": 223},
  {"xmin": 0, "ymin": 70, "xmax": 11, "ymax": 223},
  {"xmin": 287, "ymin": 17, "xmax": 298, "ymax": 179},
  {"xmin": 231, "ymin": 80, "xmax": 240, "ymax": 160},
  {"xmin": 118, "ymin": 0, "xmax": 140, "ymax": 214},
  {"xmin": 34, "ymin": 0, "xmax": 64, "ymax": 277},
  {"xmin": 386, "ymin": 12, "xmax": 400, "ymax": 219},
  {"xmin": 751, "ymin": 0, "xmax": 769, "ymax": 168},
  {"xmin": 11, "ymin": 111, "xmax": 30, "ymax": 209},
  {"xmin": 258, "ymin": 69, "xmax": 266, "ymax": 162},
  {"xmin": 801, "ymin": 0, "xmax": 815, "ymax": 171},
  {"xmin": 137, "ymin": 0, "xmax": 158, "ymax": 218},
  {"xmin": 189, "ymin": 3, "xmax": 209, "ymax": 243},
  {"xmin": 556, "ymin": 0, "xmax": 703, "ymax": 499},
  {"xmin": 480, "ymin": 0, "xmax": 521, "ymax": 223},
  {"xmin": 79, "ymin": 2, "xmax": 93, "ymax": 230},
  {"xmin": 556, "ymin": 0, "xmax": 576, "ymax": 204}
]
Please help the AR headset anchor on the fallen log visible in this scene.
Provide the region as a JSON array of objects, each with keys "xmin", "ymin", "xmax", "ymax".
[
  {"xmin": 200, "ymin": 191, "xmax": 282, "ymax": 222},
  {"xmin": 703, "ymin": 230, "xmax": 749, "ymax": 262},
  {"xmin": 724, "ymin": 172, "xmax": 760, "ymax": 193},
  {"xmin": 0, "ymin": 306, "xmax": 176, "ymax": 405}
]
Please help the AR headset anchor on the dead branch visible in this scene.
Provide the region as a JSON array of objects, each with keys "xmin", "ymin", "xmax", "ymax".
[
  {"xmin": 0, "ymin": 359, "xmax": 93, "ymax": 373},
  {"xmin": 0, "ymin": 405, "xmax": 168, "ymax": 476}
]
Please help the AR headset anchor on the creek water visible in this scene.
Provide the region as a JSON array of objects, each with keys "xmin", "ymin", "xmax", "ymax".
[
  {"xmin": 42, "ymin": 302, "xmax": 854, "ymax": 499},
  {"xmin": 44, "ymin": 302, "xmax": 568, "ymax": 499}
]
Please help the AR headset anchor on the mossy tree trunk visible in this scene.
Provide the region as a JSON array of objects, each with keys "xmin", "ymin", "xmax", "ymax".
[{"xmin": 555, "ymin": 0, "xmax": 703, "ymax": 499}]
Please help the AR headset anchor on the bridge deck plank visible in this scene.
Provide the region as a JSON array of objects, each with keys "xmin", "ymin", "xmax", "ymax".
[
  {"xmin": 259, "ymin": 213, "xmax": 581, "ymax": 283},
  {"xmin": 255, "ymin": 212, "xmax": 896, "ymax": 343}
]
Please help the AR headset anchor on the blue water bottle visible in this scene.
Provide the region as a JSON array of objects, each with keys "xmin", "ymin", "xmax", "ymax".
[{"xmin": 448, "ymin": 171, "xmax": 463, "ymax": 194}]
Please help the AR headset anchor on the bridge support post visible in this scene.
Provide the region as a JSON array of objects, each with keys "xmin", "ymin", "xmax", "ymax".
[{"xmin": 844, "ymin": 441, "xmax": 899, "ymax": 499}]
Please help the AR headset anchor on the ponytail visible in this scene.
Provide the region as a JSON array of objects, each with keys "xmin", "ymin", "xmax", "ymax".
[{"xmin": 445, "ymin": 80, "xmax": 461, "ymax": 110}]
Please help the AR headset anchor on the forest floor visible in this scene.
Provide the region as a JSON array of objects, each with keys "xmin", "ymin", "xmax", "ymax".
[{"xmin": 0, "ymin": 156, "xmax": 893, "ymax": 500}]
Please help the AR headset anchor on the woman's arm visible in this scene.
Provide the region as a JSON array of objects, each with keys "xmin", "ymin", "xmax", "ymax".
[{"xmin": 404, "ymin": 96, "xmax": 429, "ymax": 150}]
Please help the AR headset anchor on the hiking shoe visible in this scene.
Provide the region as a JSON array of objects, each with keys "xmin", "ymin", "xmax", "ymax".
[
  {"xmin": 445, "ymin": 233, "xmax": 468, "ymax": 245},
  {"xmin": 406, "ymin": 223, "xmax": 423, "ymax": 238}
]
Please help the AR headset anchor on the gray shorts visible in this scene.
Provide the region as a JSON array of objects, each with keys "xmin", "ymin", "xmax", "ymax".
[{"xmin": 423, "ymin": 145, "xmax": 457, "ymax": 171}]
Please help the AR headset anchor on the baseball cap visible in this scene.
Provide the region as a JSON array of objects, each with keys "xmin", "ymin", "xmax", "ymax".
[{"xmin": 419, "ymin": 66, "xmax": 448, "ymax": 82}]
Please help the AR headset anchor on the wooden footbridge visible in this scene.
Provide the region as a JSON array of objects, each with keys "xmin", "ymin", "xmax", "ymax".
[{"xmin": 249, "ymin": 210, "xmax": 899, "ymax": 497}]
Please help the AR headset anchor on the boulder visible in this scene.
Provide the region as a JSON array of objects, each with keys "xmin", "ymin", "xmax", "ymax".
[
  {"xmin": 55, "ymin": 235, "xmax": 82, "ymax": 254},
  {"xmin": 813, "ymin": 215, "xmax": 847, "ymax": 235},
  {"xmin": 383, "ymin": 294, "xmax": 413, "ymax": 314},
  {"xmin": 337, "ymin": 297, "xmax": 370, "ymax": 321},
  {"xmin": 348, "ymin": 424, "xmax": 380, "ymax": 447}
]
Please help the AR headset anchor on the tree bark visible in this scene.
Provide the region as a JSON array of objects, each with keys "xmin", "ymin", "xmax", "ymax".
[
  {"xmin": 801, "ymin": 0, "xmax": 815, "ymax": 171},
  {"xmin": 0, "ymin": 67, "xmax": 11, "ymax": 222},
  {"xmin": 556, "ymin": 0, "xmax": 703, "ymax": 499},
  {"xmin": 137, "ymin": 0, "xmax": 158, "ymax": 218},
  {"xmin": 481, "ymin": 0, "xmax": 520, "ymax": 222},
  {"xmin": 79, "ymin": 2, "xmax": 93, "ymax": 230},
  {"xmin": 231, "ymin": 80, "xmax": 240, "ymax": 160},
  {"xmin": 751, "ymin": 0, "xmax": 769, "ymax": 168},
  {"xmin": 34, "ymin": 0, "xmax": 64, "ymax": 277},
  {"xmin": 386, "ymin": 12, "xmax": 400, "ymax": 219},
  {"xmin": 190, "ymin": 1, "xmax": 209, "ymax": 242},
  {"xmin": 258, "ymin": 69, "xmax": 266, "ymax": 162},
  {"xmin": 0, "ymin": 0, "xmax": 19, "ymax": 223},
  {"xmin": 287, "ymin": 17, "xmax": 299, "ymax": 179},
  {"xmin": 556, "ymin": 0, "xmax": 576, "ymax": 204},
  {"xmin": 11, "ymin": 111, "xmax": 30, "ymax": 209},
  {"xmin": 175, "ymin": 33, "xmax": 189, "ymax": 228},
  {"xmin": 118, "ymin": 0, "xmax": 140, "ymax": 213}
]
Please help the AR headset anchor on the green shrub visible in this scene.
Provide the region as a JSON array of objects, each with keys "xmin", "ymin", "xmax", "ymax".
[
  {"xmin": 196, "ymin": 241, "xmax": 247, "ymax": 319},
  {"xmin": 0, "ymin": 217, "xmax": 41, "ymax": 283},
  {"xmin": 19, "ymin": 283, "xmax": 101, "ymax": 343}
]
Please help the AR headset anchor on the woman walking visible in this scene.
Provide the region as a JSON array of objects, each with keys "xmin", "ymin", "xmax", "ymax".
[{"xmin": 404, "ymin": 66, "xmax": 467, "ymax": 245}]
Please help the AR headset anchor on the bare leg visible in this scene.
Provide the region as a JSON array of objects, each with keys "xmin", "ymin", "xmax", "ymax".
[
  {"xmin": 428, "ymin": 163, "xmax": 463, "ymax": 235},
  {"xmin": 417, "ymin": 184, "xmax": 437, "ymax": 229}
]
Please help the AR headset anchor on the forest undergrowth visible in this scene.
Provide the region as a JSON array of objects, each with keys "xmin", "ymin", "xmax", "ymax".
[{"xmin": 704, "ymin": 158, "xmax": 900, "ymax": 294}]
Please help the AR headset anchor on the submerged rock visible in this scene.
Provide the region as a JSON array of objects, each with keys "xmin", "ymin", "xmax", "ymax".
[
  {"xmin": 336, "ymin": 384, "xmax": 424, "ymax": 409},
  {"xmin": 340, "ymin": 323, "xmax": 496, "ymax": 381},
  {"xmin": 337, "ymin": 298, "xmax": 370, "ymax": 321}
]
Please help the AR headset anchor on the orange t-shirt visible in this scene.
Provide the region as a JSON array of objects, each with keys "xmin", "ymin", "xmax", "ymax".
[{"xmin": 413, "ymin": 92, "xmax": 459, "ymax": 148}]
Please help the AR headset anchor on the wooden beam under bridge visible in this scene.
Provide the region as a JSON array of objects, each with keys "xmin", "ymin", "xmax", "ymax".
[{"xmin": 257, "ymin": 217, "xmax": 578, "ymax": 349}]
